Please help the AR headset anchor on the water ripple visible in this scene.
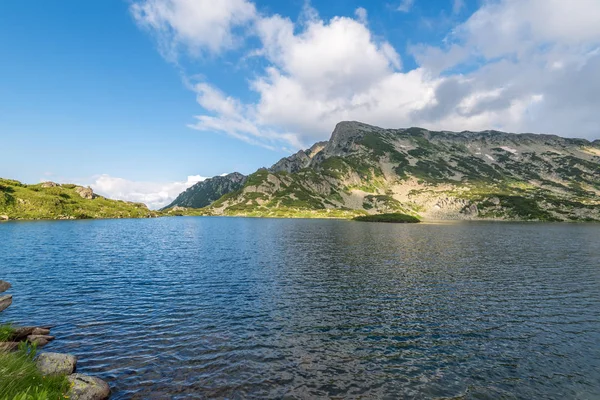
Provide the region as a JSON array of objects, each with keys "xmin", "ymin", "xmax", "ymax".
[{"xmin": 1, "ymin": 218, "xmax": 599, "ymax": 399}]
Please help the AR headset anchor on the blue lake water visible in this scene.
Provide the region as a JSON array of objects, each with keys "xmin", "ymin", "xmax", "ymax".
[{"xmin": 1, "ymin": 217, "xmax": 600, "ymax": 399}]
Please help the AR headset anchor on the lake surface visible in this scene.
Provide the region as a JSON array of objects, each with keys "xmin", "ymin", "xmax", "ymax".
[{"xmin": 1, "ymin": 218, "xmax": 600, "ymax": 399}]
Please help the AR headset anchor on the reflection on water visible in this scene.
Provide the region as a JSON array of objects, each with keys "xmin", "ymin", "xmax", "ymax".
[{"xmin": 1, "ymin": 218, "xmax": 600, "ymax": 399}]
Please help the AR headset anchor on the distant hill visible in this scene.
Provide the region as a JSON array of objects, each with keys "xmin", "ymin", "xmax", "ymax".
[
  {"xmin": 167, "ymin": 121, "xmax": 600, "ymax": 221},
  {"xmin": 162, "ymin": 172, "xmax": 247, "ymax": 210},
  {"xmin": 0, "ymin": 179, "xmax": 159, "ymax": 220}
]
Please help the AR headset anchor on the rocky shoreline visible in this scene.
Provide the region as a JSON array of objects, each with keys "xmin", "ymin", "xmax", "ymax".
[{"xmin": 0, "ymin": 280, "xmax": 110, "ymax": 400}]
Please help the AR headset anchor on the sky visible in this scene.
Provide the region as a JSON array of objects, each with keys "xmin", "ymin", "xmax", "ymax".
[{"xmin": 1, "ymin": 0, "xmax": 599, "ymax": 209}]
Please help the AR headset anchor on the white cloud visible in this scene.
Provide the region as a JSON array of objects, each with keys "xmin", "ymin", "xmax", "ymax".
[
  {"xmin": 86, "ymin": 174, "xmax": 208, "ymax": 209},
  {"xmin": 132, "ymin": 0, "xmax": 600, "ymax": 151},
  {"xmin": 411, "ymin": 0, "xmax": 600, "ymax": 136},
  {"xmin": 397, "ymin": 0, "xmax": 415, "ymax": 13},
  {"xmin": 131, "ymin": 0, "xmax": 256, "ymax": 60}
]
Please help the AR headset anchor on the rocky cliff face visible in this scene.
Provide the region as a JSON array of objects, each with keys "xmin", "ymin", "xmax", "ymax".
[
  {"xmin": 164, "ymin": 172, "xmax": 247, "ymax": 210},
  {"xmin": 175, "ymin": 122, "xmax": 600, "ymax": 221}
]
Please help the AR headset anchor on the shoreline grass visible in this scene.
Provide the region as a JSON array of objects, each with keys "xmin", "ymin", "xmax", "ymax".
[
  {"xmin": 0, "ymin": 323, "xmax": 15, "ymax": 342},
  {"xmin": 0, "ymin": 325, "xmax": 70, "ymax": 400}
]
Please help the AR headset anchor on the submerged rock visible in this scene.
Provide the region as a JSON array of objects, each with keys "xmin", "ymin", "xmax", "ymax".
[
  {"xmin": 0, "ymin": 280, "xmax": 10, "ymax": 293},
  {"xmin": 0, "ymin": 294, "xmax": 12, "ymax": 312},
  {"xmin": 37, "ymin": 352, "xmax": 77, "ymax": 376},
  {"xmin": 68, "ymin": 373, "xmax": 110, "ymax": 400}
]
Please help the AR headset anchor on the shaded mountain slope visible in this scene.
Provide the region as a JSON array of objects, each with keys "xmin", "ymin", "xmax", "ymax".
[{"xmin": 163, "ymin": 172, "xmax": 247, "ymax": 210}]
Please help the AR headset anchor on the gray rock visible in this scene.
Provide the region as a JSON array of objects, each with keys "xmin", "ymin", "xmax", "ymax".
[
  {"xmin": 0, "ymin": 280, "xmax": 10, "ymax": 293},
  {"xmin": 490, "ymin": 197, "xmax": 501, "ymax": 205},
  {"xmin": 67, "ymin": 373, "xmax": 110, "ymax": 400},
  {"xmin": 0, "ymin": 342, "xmax": 19, "ymax": 352},
  {"xmin": 0, "ymin": 215, "xmax": 8, "ymax": 221},
  {"xmin": 75, "ymin": 186, "xmax": 95, "ymax": 200},
  {"xmin": 9, "ymin": 326, "xmax": 53, "ymax": 341},
  {"xmin": 465, "ymin": 204, "xmax": 479, "ymax": 216},
  {"xmin": 41, "ymin": 181, "xmax": 59, "ymax": 188},
  {"xmin": 0, "ymin": 294, "xmax": 12, "ymax": 312},
  {"xmin": 32, "ymin": 327, "xmax": 51, "ymax": 335},
  {"xmin": 10, "ymin": 326, "xmax": 36, "ymax": 341},
  {"xmin": 37, "ymin": 352, "xmax": 77, "ymax": 376},
  {"xmin": 27, "ymin": 334, "xmax": 55, "ymax": 347}
]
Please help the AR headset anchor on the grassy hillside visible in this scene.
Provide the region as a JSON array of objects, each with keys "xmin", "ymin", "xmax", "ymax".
[{"xmin": 0, "ymin": 179, "xmax": 159, "ymax": 220}]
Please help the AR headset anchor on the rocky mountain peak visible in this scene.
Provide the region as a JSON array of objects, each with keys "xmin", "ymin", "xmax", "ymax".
[{"xmin": 323, "ymin": 121, "xmax": 384, "ymax": 156}]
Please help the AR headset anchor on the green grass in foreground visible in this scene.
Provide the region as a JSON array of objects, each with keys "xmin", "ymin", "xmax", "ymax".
[
  {"xmin": 0, "ymin": 342, "xmax": 70, "ymax": 400},
  {"xmin": 0, "ymin": 323, "xmax": 15, "ymax": 342},
  {"xmin": 353, "ymin": 213, "xmax": 420, "ymax": 223}
]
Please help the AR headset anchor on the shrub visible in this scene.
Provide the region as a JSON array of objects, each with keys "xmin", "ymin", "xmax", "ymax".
[{"xmin": 353, "ymin": 213, "xmax": 420, "ymax": 223}]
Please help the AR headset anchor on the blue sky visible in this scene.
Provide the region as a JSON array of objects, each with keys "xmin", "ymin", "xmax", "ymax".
[{"xmin": 1, "ymin": 0, "xmax": 599, "ymax": 208}]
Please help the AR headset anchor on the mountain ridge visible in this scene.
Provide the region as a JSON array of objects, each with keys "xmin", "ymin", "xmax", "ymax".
[{"xmin": 166, "ymin": 121, "xmax": 600, "ymax": 221}]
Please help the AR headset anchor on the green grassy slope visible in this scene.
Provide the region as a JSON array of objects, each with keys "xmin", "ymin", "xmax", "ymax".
[{"xmin": 0, "ymin": 179, "xmax": 159, "ymax": 220}]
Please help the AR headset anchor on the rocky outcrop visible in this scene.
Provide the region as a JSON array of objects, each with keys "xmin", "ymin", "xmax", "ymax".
[
  {"xmin": 75, "ymin": 186, "xmax": 95, "ymax": 200},
  {"xmin": 0, "ymin": 280, "xmax": 10, "ymax": 293},
  {"xmin": 37, "ymin": 352, "xmax": 77, "ymax": 376},
  {"xmin": 68, "ymin": 374, "xmax": 111, "ymax": 400},
  {"xmin": 41, "ymin": 181, "xmax": 59, "ymax": 188},
  {"xmin": 0, "ymin": 215, "xmax": 8, "ymax": 221},
  {"xmin": 270, "ymin": 141, "xmax": 327, "ymax": 173},
  {"xmin": 0, "ymin": 294, "xmax": 12, "ymax": 312}
]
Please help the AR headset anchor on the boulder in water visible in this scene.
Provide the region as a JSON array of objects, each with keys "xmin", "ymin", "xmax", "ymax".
[
  {"xmin": 0, "ymin": 280, "xmax": 10, "ymax": 293},
  {"xmin": 0, "ymin": 294, "xmax": 12, "ymax": 312},
  {"xmin": 67, "ymin": 373, "xmax": 110, "ymax": 400}
]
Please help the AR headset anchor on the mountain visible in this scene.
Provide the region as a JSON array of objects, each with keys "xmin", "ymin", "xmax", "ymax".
[
  {"xmin": 0, "ymin": 179, "xmax": 159, "ymax": 220},
  {"xmin": 163, "ymin": 172, "xmax": 247, "ymax": 210},
  {"xmin": 170, "ymin": 121, "xmax": 600, "ymax": 221}
]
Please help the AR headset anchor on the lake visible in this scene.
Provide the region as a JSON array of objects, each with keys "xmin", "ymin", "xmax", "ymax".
[{"xmin": 1, "ymin": 218, "xmax": 599, "ymax": 399}]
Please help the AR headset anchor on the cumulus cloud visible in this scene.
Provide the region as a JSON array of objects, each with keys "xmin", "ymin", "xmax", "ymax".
[
  {"xmin": 131, "ymin": 0, "xmax": 256, "ymax": 60},
  {"xmin": 412, "ymin": 0, "xmax": 600, "ymax": 136},
  {"xmin": 86, "ymin": 174, "xmax": 208, "ymax": 209},
  {"xmin": 132, "ymin": 0, "xmax": 600, "ymax": 150}
]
